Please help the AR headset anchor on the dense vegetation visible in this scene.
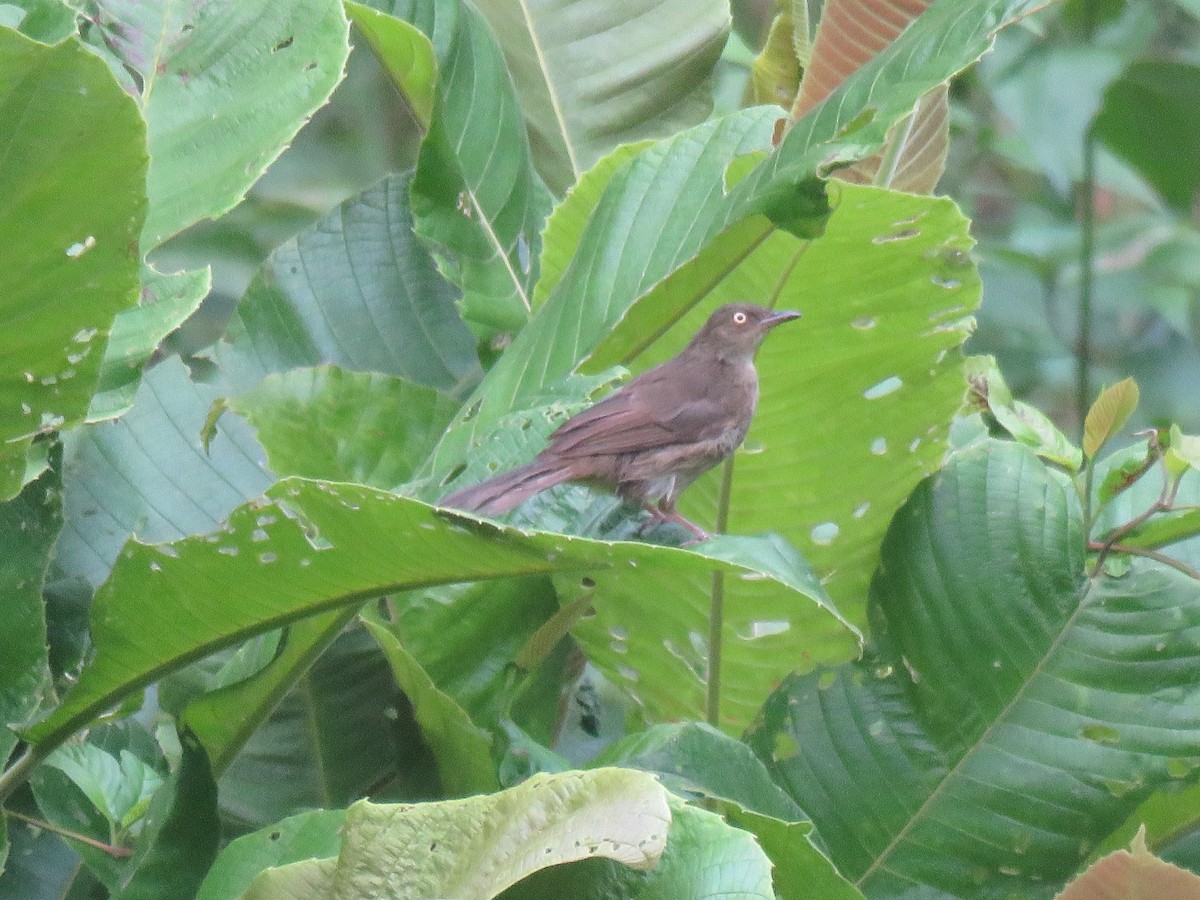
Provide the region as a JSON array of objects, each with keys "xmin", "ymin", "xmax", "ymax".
[{"xmin": 2, "ymin": 0, "xmax": 1200, "ymax": 897}]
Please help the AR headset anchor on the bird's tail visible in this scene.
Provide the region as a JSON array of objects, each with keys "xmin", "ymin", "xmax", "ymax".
[{"xmin": 440, "ymin": 458, "xmax": 574, "ymax": 517}]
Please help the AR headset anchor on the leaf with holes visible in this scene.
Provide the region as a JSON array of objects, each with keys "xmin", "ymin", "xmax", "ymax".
[
  {"xmin": 86, "ymin": 0, "xmax": 350, "ymax": 248},
  {"xmin": 54, "ymin": 358, "xmax": 275, "ymax": 588},
  {"xmin": 0, "ymin": 459, "xmax": 61, "ymax": 767},
  {"xmin": 435, "ymin": 175, "xmax": 979, "ymax": 644},
  {"xmin": 425, "ymin": 0, "xmax": 1049, "ymax": 469},
  {"xmin": 0, "ymin": 29, "xmax": 145, "ymax": 500},
  {"xmin": 474, "ymin": 0, "xmax": 729, "ymax": 195},
  {"xmin": 359, "ymin": 0, "xmax": 551, "ymax": 337},
  {"xmin": 23, "ymin": 479, "xmax": 855, "ymax": 749},
  {"xmin": 747, "ymin": 440, "xmax": 1200, "ymax": 897},
  {"xmin": 243, "ymin": 769, "xmax": 671, "ymax": 899}
]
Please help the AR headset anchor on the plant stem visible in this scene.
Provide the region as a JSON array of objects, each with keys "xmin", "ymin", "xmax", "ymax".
[
  {"xmin": 0, "ymin": 744, "xmax": 51, "ymax": 807},
  {"xmin": 1076, "ymin": 127, "xmax": 1097, "ymax": 442},
  {"xmin": 2, "ymin": 807, "xmax": 134, "ymax": 858},
  {"xmin": 1089, "ymin": 541, "xmax": 1200, "ymax": 583},
  {"xmin": 705, "ymin": 458, "xmax": 737, "ymax": 729}
]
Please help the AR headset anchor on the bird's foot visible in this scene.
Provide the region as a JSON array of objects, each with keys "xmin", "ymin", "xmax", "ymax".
[{"xmin": 642, "ymin": 504, "xmax": 710, "ymax": 543}]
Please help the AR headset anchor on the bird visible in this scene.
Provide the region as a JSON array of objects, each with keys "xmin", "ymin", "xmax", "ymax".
[{"xmin": 440, "ymin": 303, "xmax": 801, "ymax": 541}]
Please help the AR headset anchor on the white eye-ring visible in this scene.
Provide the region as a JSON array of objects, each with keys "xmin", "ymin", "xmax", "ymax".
[{"xmin": 733, "ymin": 311, "xmax": 748, "ymax": 324}]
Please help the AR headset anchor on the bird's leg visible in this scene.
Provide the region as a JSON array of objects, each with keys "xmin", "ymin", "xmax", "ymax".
[{"xmin": 647, "ymin": 498, "xmax": 710, "ymax": 543}]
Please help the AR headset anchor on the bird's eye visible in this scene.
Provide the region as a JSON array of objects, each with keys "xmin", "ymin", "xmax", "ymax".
[{"xmin": 732, "ymin": 311, "xmax": 747, "ymax": 324}]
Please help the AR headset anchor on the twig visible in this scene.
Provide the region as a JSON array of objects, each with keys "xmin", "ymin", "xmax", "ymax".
[
  {"xmin": 3, "ymin": 807, "xmax": 134, "ymax": 858},
  {"xmin": 1089, "ymin": 541, "xmax": 1200, "ymax": 583}
]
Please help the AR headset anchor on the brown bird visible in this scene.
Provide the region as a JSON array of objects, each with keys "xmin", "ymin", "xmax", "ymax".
[{"xmin": 441, "ymin": 303, "xmax": 801, "ymax": 540}]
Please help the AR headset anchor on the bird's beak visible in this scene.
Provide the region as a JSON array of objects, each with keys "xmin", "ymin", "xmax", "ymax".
[{"xmin": 764, "ymin": 310, "xmax": 802, "ymax": 327}]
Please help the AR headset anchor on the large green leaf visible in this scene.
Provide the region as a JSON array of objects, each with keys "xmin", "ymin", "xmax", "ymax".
[
  {"xmin": 223, "ymin": 173, "xmax": 481, "ymax": 394},
  {"xmin": 0, "ymin": 453, "xmax": 60, "ymax": 767},
  {"xmin": 87, "ymin": 0, "xmax": 350, "ymax": 247},
  {"xmin": 209, "ymin": 627, "xmax": 415, "ymax": 832},
  {"xmin": 501, "ymin": 797, "xmax": 776, "ymax": 900},
  {"xmin": 87, "ymin": 265, "xmax": 210, "ymax": 423},
  {"xmin": 437, "ymin": 177, "xmax": 977, "ymax": 639},
  {"xmin": 23, "ymin": 481, "xmax": 852, "ymax": 750},
  {"xmin": 475, "ymin": 0, "xmax": 729, "ymax": 194},
  {"xmin": 245, "ymin": 769, "xmax": 671, "ymax": 899},
  {"xmin": 230, "ymin": 365, "xmax": 459, "ymax": 488},
  {"xmin": 586, "ymin": 182, "xmax": 979, "ymax": 623},
  {"xmin": 426, "ymin": 0, "xmax": 1046, "ymax": 478},
  {"xmin": 0, "ymin": 27, "xmax": 146, "ymax": 499},
  {"xmin": 1095, "ymin": 60, "xmax": 1200, "ymax": 212},
  {"xmin": 361, "ymin": 0, "xmax": 552, "ymax": 337},
  {"xmin": 422, "ymin": 106, "xmax": 785, "ymax": 478},
  {"xmin": 747, "ymin": 440, "xmax": 1200, "ymax": 898},
  {"xmin": 363, "ymin": 618, "xmax": 499, "ymax": 797},
  {"xmin": 196, "ymin": 808, "xmax": 345, "ymax": 900},
  {"xmin": 55, "ymin": 358, "xmax": 274, "ymax": 588}
]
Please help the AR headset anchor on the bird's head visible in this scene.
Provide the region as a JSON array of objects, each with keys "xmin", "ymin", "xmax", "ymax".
[{"xmin": 688, "ymin": 303, "xmax": 802, "ymax": 360}]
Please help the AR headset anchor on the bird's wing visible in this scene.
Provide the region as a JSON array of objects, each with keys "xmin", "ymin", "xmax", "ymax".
[{"xmin": 548, "ymin": 363, "xmax": 732, "ymax": 458}]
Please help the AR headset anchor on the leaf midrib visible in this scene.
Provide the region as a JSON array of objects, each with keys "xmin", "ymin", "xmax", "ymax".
[{"xmin": 854, "ymin": 568, "xmax": 1098, "ymax": 888}]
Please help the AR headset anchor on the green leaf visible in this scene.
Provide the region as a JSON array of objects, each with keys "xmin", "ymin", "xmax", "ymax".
[
  {"xmin": 182, "ymin": 610, "xmax": 354, "ymax": 776},
  {"xmin": 364, "ymin": 0, "xmax": 551, "ymax": 337},
  {"xmin": 1095, "ymin": 60, "xmax": 1200, "ymax": 211},
  {"xmin": 971, "ymin": 356, "xmax": 1083, "ymax": 471},
  {"xmin": 383, "ymin": 575, "xmax": 564, "ymax": 739},
  {"xmin": 1166, "ymin": 424, "xmax": 1200, "ymax": 480},
  {"xmin": 25, "ymin": 481, "xmax": 852, "ymax": 751},
  {"xmin": 0, "ymin": 0, "xmax": 77, "ymax": 42},
  {"xmin": 475, "ymin": 0, "xmax": 729, "ymax": 195},
  {"xmin": 43, "ymin": 743, "xmax": 163, "ymax": 834},
  {"xmin": 223, "ymin": 173, "xmax": 480, "ymax": 394},
  {"xmin": 114, "ymin": 732, "xmax": 219, "ymax": 900},
  {"xmin": 503, "ymin": 796, "xmax": 776, "ymax": 900},
  {"xmin": 595, "ymin": 722, "xmax": 804, "ymax": 822},
  {"xmin": 87, "ymin": 0, "xmax": 350, "ymax": 247},
  {"xmin": 230, "ymin": 366, "xmax": 459, "ymax": 488},
  {"xmin": 55, "ymin": 358, "xmax": 274, "ymax": 587},
  {"xmin": 0, "ymin": 451, "xmax": 60, "ymax": 766},
  {"xmin": 207, "ymin": 626, "xmax": 416, "ymax": 830},
  {"xmin": 1084, "ymin": 377, "xmax": 1140, "ymax": 458},
  {"xmin": 1111, "ymin": 508, "xmax": 1200, "ymax": 553},
  {"xmin": 531, "ymin": 140, "xmax": 654, "ymax": 312},
  {"xmin": 253, "ymin": 769, "xmax": 670, "ymax": 899},
  {"xmin": 196, "ymin": 808, "xmax": 345, "ymax": 900},
  {"xmin": 747, "ymin": 10, "xmax": 801, "ymax": 107},
  {"xmin": 362, "ymin": 619, "xmax": 499, "ymax": 797},
  {"xmin": 0, "ymin": 28, "xmax": 146, "ymax": 499},
  {"xmin": 442, "ymin": 179, "xmax": 981, "ymax": 641},
  {"xmin": 345, "ymin": 2, "xmax": 436, "ymax": 129},
  {"xmin": 748, "ymin": 440, "xmax": 1200, "ymax": 897},
  {"xmin": 87, "ymin": 265, "xmax": 211, "ymax": 422},
  {"xmin": 726, "ymin": 809, "xmax": 865, "ymax": 900}
]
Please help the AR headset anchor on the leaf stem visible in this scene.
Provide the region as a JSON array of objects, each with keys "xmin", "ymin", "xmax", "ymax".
[
  {"xmin": 2, "ymin": 806, "xmax": 134, "ymax": 858},
  {"xmin": 1076, "ymin": 131, "xmax": 1097, "ymax": 439},
  {"xmin": 1089, "ymin": 464, "xmax": 1183, "ymax": 576},
  {"xmin": 705, "ymin": 457, "xmax": 737, "ymax": 728}
]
